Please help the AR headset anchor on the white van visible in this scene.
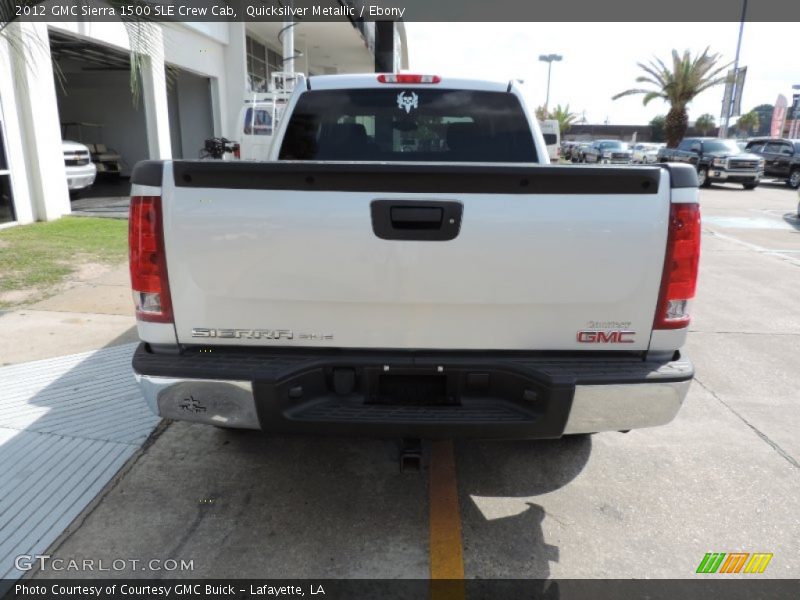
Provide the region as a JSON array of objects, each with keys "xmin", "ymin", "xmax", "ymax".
[
  {"xmin": 236, "ymin": 100, "xmax": 288, "ymax": 161},
  {"xmin": 538, "ymin": 119, "xmax": 560, "ymax": 161},
  {"xmin": 234, "ymin": 72, "xmax": 301, "ymax": 161}
]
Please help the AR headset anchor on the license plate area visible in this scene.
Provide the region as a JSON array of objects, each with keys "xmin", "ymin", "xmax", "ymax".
[
  {"xmin": 366, "ymin": 368, "xmax": 458, "ymax": 406},
  {"xmin": 371, "ymin": 373, "xmax": 452, "ymax": 406}
]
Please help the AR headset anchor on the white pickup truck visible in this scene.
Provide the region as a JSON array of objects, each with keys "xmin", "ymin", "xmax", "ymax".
[{"xmin": 130, "ymin": 74, "xmax": 699, "ymax": 439}]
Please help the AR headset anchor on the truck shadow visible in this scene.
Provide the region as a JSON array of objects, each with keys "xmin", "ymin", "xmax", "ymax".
[{"xmin": 455, "ymin": 436, "xmax": 591, "ymax": 581}]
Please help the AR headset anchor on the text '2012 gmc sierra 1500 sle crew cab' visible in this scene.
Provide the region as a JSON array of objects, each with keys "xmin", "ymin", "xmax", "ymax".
[{"xmin": 130, "ymin": 73, "xmax": 699, "ymax": 439}]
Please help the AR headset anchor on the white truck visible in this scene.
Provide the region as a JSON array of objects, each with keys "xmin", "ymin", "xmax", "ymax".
[
  {"xmin": 538, "ymin": 119, "xmax": 560, "ymax": 162},
  {"xmin": 62, "ymin": 140, "xmax": 97, "ymax": 195},
  {"xmin": 130, "ymin": 73, "xmax": 699, "ymax": 439}
]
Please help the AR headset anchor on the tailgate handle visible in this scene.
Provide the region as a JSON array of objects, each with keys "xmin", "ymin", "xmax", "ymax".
[
  {"xmin": 371, "ymin": 200, "xmax": 463, "ymax": 241},
  {"xmin": 390, "ymin": 206, "xmax": 443, "ymax": 229}
]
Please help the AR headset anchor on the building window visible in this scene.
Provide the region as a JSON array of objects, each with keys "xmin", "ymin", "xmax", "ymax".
[
  {"xmin": 0, "ymin": 117, "xmax": 16, "ymax": 225},
  {"xmin": 246, "ymin": 35, "xmax": 283, "ymax": 93}
]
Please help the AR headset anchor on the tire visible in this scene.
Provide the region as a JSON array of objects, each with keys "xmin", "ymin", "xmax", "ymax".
[
  {"xmin": 788, "ymin": 169, "xmax": 800, "ymax": 189},
  {"xmin": 697, "ymin": 166, "xmax": 711, "ymax": 188},
  {"xmin": 743, "ymin": 183, "xmax": 758, "ymax": 190}
]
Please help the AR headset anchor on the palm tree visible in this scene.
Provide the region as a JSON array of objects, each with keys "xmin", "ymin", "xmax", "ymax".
[
  {"xmin": 736, "ymin": 112, "xmax": 759, "ymax": 137},
  {"xmin": 695, "ymin": 113, "xmax": 716, "ymax": 136},
  {"xmin": 612, "ymin": 48, "xmax": 731, "ymax": 148},
  {"xmin": 534, "ymin": 105, "xmax": 549, "ymax": 121},
  {"xmin": 550, "ymin": 104, "xmax": 577, "ymax": 135},
  {"xmin": 649, "ymin": 115, "xmax": 666, "ymax": 142}
]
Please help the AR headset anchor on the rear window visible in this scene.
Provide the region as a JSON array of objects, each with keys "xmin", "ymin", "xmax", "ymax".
[
  {"xmin": 243, "ymin": 108, "xmax": 274, "ymax": 136},
  {"xmin": 278, "ymin": 89, "xmax": 536, "ymax": 162},
  {"xmin": 542, "ymin": 133, "xmax": 558, "ymax": 145}
]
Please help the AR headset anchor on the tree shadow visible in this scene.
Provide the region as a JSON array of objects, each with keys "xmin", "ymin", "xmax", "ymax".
[{"xmin": 781, "ymin": 211, "xmax": 800, "ymax": 232}]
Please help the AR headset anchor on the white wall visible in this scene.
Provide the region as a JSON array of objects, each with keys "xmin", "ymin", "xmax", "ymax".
[
  {"xmin": 167, "ymin": 71, "xmax": 214, "ymax": 159},
  {"xmin": 0, "ymin": 32, "xmax": 34, "ymax": 224},
  {"xmin": 177, "ymin": 73, "xmax": 213, "ymax": 159},
  {"xmin": 12, "ymin": 22, "xmax": 70, "ymax": 221}
]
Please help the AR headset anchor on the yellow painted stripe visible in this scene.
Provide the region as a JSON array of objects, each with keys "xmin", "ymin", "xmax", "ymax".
[{"xmin": 429, "ymin": 440, "xmax": 465, "ymax": 599}]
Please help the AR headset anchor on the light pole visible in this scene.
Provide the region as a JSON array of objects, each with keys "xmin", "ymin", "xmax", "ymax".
[
  {"xmin": 719, "ymin": 0, "xmax": 747, "ymax": 138},
  {"xmin": 539, "ymin": 54, "xmax": 562, "ymax": 116}
]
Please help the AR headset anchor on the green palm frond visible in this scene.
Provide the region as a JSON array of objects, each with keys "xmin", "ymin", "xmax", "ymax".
[{"xmin": 612, "ymin": 47, "xmax": 731, "ymax": 107}]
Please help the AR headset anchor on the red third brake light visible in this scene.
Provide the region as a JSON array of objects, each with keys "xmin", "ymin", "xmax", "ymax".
[
  {"xmin": 377, "ymin": 74, "xmax": 441, "ymax": 84},
  {"xmin": 129, "ymin": 195, "xmax": 173, "ymax": 323},
  {"xmin": 654, "ymin": 202, "xmax": 701, "ymax": 330}
]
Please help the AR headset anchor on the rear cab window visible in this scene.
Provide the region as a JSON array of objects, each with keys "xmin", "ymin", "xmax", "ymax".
[{"xmin": 278, "ymin": 89, "xmax": 537, "ymax": 162}]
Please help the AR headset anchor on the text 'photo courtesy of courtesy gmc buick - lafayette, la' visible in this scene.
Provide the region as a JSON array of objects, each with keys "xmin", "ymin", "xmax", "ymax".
[{"xmin": 129, "ymin": 74, "xmax": 700, "ymax": 440}]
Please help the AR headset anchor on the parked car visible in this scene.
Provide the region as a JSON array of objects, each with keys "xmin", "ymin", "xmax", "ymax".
[
  {"xmin": 744, "ymin": 138, "xmax": 800, "ymax": 189},
  {"xmin": 561, "ymin": 141, "xmax": 581, "ymax": 161},
  {"xmin": 129, "ymin": 73, "xmax": 699, "ymax": 440},
  {"xmin": 631, "ymin": 143, "xmax": 661, "ymax": 164},
  {"xmin": 583, "ymin": 140, "xmax": 632, "ymax": 164},
  {"xmin": 62, "ymin": 140, "xmax": 96, "ymax": 197},
  {"xmin": 658, "ymin": 137, "xmax": 764, "ymax": 189},
  {"xmin": 570, "ymin": 142, "xmax": 593, "ymax": 163}
]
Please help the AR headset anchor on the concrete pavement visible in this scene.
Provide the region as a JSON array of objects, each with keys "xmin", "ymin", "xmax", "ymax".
[
  {"xmin": 0, "ymin": 264, "xmax": 137, "ymax": 366},
  {"xmin": 12, "ymin": 182, "xmax": 800, "ymax": 580}
]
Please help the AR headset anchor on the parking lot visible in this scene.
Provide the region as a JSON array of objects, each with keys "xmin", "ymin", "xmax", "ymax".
[{"xmin": 24, "ymin": 181, "xmax": 800, "ymax": 580}]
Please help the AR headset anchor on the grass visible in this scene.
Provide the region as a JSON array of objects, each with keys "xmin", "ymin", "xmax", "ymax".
[{"xmin": 0, "ymin": 217, "xmax": 128, "ymax": 308}]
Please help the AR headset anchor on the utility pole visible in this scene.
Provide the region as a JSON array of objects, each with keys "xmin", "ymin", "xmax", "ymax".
[
  {"xmin": 538, "ymin": 54, "xmax": 562, "ymax": 116},
  {"xmin": 720, "ymin": 0, "xmax": 747, "ymax": 138}
]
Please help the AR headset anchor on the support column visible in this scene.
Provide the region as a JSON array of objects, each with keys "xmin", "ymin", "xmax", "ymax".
[
  {"xmin": 0, "ymin": 28, "xmax": 34, "ymax": 224},
  {"xmin": 12, "ymin": 22, "xmax": 70, "ymax": 222},
  {"xmin": 223, "ymin": 22, "xmax": 248, "ymax": 139},
  {"xmin": 374, "ymin": 21, "xmax": 395, "ymax": 73},
  {"xmin": 137, "ymin": 24, "xmax": 172, "ymax": 160}
]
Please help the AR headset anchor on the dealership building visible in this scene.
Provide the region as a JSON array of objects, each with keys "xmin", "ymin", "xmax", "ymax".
[{"xmin": 0, "ymin": 18, "xmax": 407, "ymax": 227}]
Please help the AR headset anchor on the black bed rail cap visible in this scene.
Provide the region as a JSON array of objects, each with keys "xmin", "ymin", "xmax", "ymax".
[
  {"xmin": 131, "ymin": 160, "xmax": 165, "ymax": 187},
  {"xmin": 657, "ymin": 162, "xmax": 699, "ymax": 188}
]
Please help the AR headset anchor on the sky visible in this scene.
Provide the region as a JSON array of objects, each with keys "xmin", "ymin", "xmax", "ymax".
[{"xmin": 405, "ymin": 22, "xmax": 798, "ymax": 126}]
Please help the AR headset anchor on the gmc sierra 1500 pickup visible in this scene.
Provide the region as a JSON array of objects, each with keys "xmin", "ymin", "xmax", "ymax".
[
  {"xmin": 658, "ymin": 137, "xmax": 764, "ymax": 189},
  {"xmin": 130, "ymin": 74, "xmax": 699, "ymax": 439}
]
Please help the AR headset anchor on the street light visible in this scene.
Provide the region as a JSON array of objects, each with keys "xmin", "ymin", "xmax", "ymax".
[{"xmin": 539, "ymin": 53, "xmax": 563, "ymax": 116}]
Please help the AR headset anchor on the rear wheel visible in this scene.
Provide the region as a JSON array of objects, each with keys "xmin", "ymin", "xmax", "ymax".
[
  {"xmin": 697, "ymin": 166, "xmax": 711, "ymax": 187},
  {"xmin": 743, "ymin": 182, "xmax": 758, "ymax": 190},
  {"xmin": 788, "ymin": 169, "xmax": 800, "ymax": 189}
]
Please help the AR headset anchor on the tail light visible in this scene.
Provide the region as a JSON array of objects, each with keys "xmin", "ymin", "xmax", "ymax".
[
  {"xmin": 129, "ymin": 196, "xmax": 173, "ymax": 323},
  {"xmin": 377, "ymin": 74, "xmax": 441, "ymax": 84},
  {"xmin": 654, "ymin": 202, "xmax": 701, "ymax": 330},
  {"xmin": 232, "ymin": 143, "xmax": 241, "ymax": 159}
]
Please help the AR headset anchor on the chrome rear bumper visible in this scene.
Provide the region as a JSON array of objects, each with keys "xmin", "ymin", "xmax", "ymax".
[{"xmin": 134, "ymin": 345, "xmax": 693, "ymax": 437}]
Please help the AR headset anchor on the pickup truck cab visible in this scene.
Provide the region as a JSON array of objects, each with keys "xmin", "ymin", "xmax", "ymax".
[
  {"xmin": 130, "ymin": 73, "xmax": 699, "ymax": 439},
  {"xmin": 658, "ymin": 137, "xmax": 764, "ymax": 189},
  {"xmin": 744, "ymin": 137, "xmax": 800, "ymax": 189}
]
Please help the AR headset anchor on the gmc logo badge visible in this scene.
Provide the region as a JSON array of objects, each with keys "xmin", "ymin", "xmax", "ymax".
[{"xmin": 577, "ymin": 330, "xmax": 635, "ymax": 344}]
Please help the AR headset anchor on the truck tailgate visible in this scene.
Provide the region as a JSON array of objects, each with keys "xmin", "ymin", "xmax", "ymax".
[{"xmin": 160, "ymin": 161, "xmax": 670, "ymax": 351}]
